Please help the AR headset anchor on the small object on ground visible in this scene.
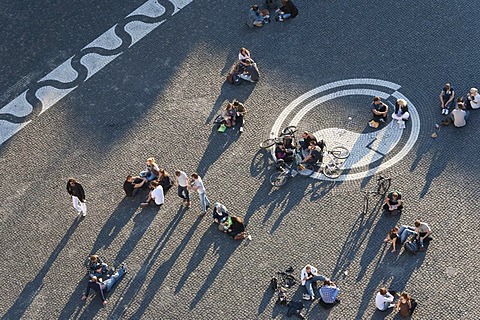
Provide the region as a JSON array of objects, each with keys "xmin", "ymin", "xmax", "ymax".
[{"xmin": 431, "ymin": 132, "xmax": 437, "ymax": 138}]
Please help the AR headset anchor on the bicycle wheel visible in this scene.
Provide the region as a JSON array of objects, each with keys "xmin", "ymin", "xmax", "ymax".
[
  {"xmin": 323, "ymin": 164, "xmax": 342, "ymax": 179},
  {"xmin": 362, "ymin": 193, "xmax": 369, "ymax": 214},
  {"xmin": 297, "ymin": 163, "xmax": 315, "ymax": 177},
  {"xmin": 281, "ymin": 125, "xmax": 297, "ymax": 136},
  {"xmin": 260, "ymin": 138, "xmax": 276, "ymax": 149},
  {"xmin": 270, "ymin": 171, "xmax": 288, "ymax": 187},
  {"xmin": 377, "ymin": 178, "xmax": 391, "ymax": 195},
  {"xmin": 331, "ymin": 146, "xmax": 350, "ymax": 159}
]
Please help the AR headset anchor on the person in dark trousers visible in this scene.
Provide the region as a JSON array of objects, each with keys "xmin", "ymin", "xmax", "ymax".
[
  {"xmin": 175, "ymin": 170, "xmax": 190, "ymax": 207},
  {"xmin": 82, "ymin": 263, "xmax": 127, "ymax": 306},
  {"xmin": 123, "ymin": 175, "xmax": 147, "ymax": 197},
  {"xmin": 276, "ymin": 0, "xmax": 298, "ymax": 22},
  {"xmin": 67, "ymin": 178, "xmax": 87, "ymax": 217}
]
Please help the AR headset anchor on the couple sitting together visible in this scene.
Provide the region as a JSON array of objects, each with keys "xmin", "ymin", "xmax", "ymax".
[
  {"xmin": 384, "ymin": 220, "xmax": 432, "ymax": 252},
  {"xmin": 300, "ymin": 264, "xmax": 340, "ymax": 307},
  {"xmin": 213, "ymin": 202, "xmax": 251, "ymax": 241}
]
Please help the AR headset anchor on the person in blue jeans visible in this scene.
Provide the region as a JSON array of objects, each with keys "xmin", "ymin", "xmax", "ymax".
[
  {"xmin": 82, "ymin": 263, "xmax": 127, "ymax": 306},
  {"xmin": 300, "ymin": 264, "xmax": 326, "ymax": 300},
  {"xmin": 276, "ymin": 0, "xmax": 298, "ymax": 22},
  {"xmin": 191, "ymin": 173, "xmax": 211, "ymax": 216}
]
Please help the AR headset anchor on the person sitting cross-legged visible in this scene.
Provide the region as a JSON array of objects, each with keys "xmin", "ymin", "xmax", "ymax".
[
  {"xmin": 212, "ymin": 202, "xmax": 229, "ymax": 224},
  {"xmin": 396, "ymin": 292, "xmax": 417, "ymax": 317},
  {"xmin": 86, "ymin": 254, "xmax": 109, "ymax": 279},
  {"xmin": 375, "ymin": 287, "xmax": 396, "ymax": 311},
  {"xmin": 140, "ymin": 181, "xmax": 164, "ymax": 208},
  {"xmin": 300, "ymin": 264, "xmax": 326, "ymax": 301},
  {"xmin": 383, "ymin": 191, "xmax": 403, "ymax": 215},
  {"xmin": 81, "ymin": 263, "xmax": 127, "ymax": 306},
  {"xmin": 414, "ymin": 219, "xmax": 432, "ymax": 251},
  {"xmin": 275, "ymin": 0, "xmax": 298, "ymax": 22},
  {"xmin": 370, "ymin": 96, "xmax": 388, "ymax": 127},
  {"xmin": 319, "ymin": 279, "xmax": 340, "ymax": 306},
  {"xmin": 303, "ymin": 141, "xmax": 323, "ymax": 165}
]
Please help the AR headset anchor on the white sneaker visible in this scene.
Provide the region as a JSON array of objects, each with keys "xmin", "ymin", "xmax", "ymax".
[
  {"xmin": 388, "ymin": 303, "xmax": 396, "ymax": 308},
  {"xmin": 303, "ymin": 293, "xmax": 311, "ymax": 300},
  {"xmin": 247, "ymin": 234, "xmax": 252, "ymax": 240},
  {"xmin": 444, "ymin": 109, "xmax": 449, "ymax": 115},
  {"xmin": 441, "ymin": 109, "xmax": 445, "ymax": 115},
  {"xmin": 77, "ymin": 210, "xmax": 82, "ymax": 215},
  {"xmin": 240, "ymin": 127, "xmax": 244, "ymax": 133},
  {"xmin": 82, "ymin": 211, "xmax": 87, "ymax": 217}
]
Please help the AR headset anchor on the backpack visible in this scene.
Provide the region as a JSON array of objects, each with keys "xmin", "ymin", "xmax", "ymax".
[
  {"xmin": 405, "ymin": 239, "xmax": 419, "ymax": 254},
  {"xmin": 286, "ymin": 301, "xmax": 305, "ymax": 318},
  {"xmin": 270, "ymin": 277, "xmax": 279, "ymax": 291}
]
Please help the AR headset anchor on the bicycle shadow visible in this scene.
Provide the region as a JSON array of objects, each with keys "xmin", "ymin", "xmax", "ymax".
[{"xmin": 250, "ymin": 149, "xmax": 272, "ymax": 179}]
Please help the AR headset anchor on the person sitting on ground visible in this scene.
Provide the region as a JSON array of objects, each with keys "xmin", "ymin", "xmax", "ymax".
[
  {"xmin": 233, "ymin": 100, "xmax": 247, "ymax": 133},
  {"xmin": 414, "ymin": 219, "xmax": 432, "ymax": 251},
  {"xmin": 86, "ymin": 254, "xmax": 109, "ymax": 279},
  {"xmin": 224, "ymin": 103, "xmax": 237, "ymax": 127},
  {"xmin": 300, "ymin": 264, "xmax": 326, "ymax": 301},
  {"xmin": 466, "ymin": 87, "xmax": 480, "ymax": 109},
  {"xmin": 212, "ymin": 202, "xmax": 229, "ymax": 224},
  {"xmin": 220, "ymin": 216, "xmax": 250, "ymax": 240},
  {"xmin": 276, "ymin": 0, "xmax": 298, "ymax": 22},
  {"xmin": 158, "ymin": 169, "xmax": 173, "ymax": 193},
  {"xmin": 239, "ymin": 59, "xmax": 260, "ymax": 83},
  {"xmin": 319, "ymin": 279, "xmax": 340, "ymax": 305},
  {"xmin": 370, "ymin": 96, "xmax": 389, "ymax": 126},
  {"xmin": 298, "ymin": 131, "xmax": 317, "ymax": 151},
  {"xmin": 140, "ymin": 181, "xmax": 164, "ymax": 208},
  {"xmin": 238, "ymin": 47, "xmax": 252, "ymax": 67},
  {"xmin": 123, "ymin": 175, "xmax": 147, "ymax": 197},
  {"xmin": 396, "ymin": 292, "xmax": 417, "ymax": 317},
  {"xmin": 248, "ymin": 5, "xmax": 269, "ymax": 27},
  {"xmin": 303, "ymin": 140, "xmax": 323, "ymax": 165},
  {"xmin": 81, "ymin": 263, "xmax": 127, "ymax": 306},
  {"xmin": 440, "ymin": 83, "xmax": 455, "ymax": 115},
  {"xmin": 383, "ymin": 226, "xmax": 417, "ymax": 252},
  {"xmin": 449, "ymin": 100, "xmax": 468, "ymax": 128},
  {"xmin": 375, "ymin": 287, "xmax": 396, "ymax": 311},
  {"xmin": 140, "ymin": 157, "xmax": 160, "ymax": 182},
  {"xmin": 383, "ymin": 191, "xmax": 403, "ymax": 215},
  {"xmin": 392, "ymin": 99, "xmax": 410, "ymax": 129},
  {"xmin": 275, "ymin": 142, "xmax": 295, "ymax": 165}
]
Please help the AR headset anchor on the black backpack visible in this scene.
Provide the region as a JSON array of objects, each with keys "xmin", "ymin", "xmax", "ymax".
[{"xmin": 405, "ymin": 238, "xmax": 419, "ymax": 254}]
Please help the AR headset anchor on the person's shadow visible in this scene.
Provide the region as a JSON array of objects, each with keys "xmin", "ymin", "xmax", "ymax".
[{"xmin": 2, "ymin": 219, "xmax": 81, "ymax": 319}]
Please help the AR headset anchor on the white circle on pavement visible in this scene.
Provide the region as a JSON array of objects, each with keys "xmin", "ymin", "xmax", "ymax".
[{"xmin": 271, "ymin": 78, "xmax": 420, "ymax": 181}]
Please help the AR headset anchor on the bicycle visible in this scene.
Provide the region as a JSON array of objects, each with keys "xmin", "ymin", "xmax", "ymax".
[
  {"xmin": 321, "ymin": 146, "xmax": 350, "ymax": 179},
  {"xmin": 362, "ymin": 175, "xmax": 392, "ymax": 214},
  {"xmin": 269, "ymin": 158, "xmax": 315, "ymax": 187},
  {"xmin": 259, "ymin": 125, "xmax": 298, "ymax": 149}
]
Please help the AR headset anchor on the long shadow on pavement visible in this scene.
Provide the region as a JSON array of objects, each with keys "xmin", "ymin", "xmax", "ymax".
[
  {"xmin": 1, "ymin": 219, "xmax": 81, "ymax": 320},
  {"xmin": 107, "ymin": 207, "xmax": 195, "ymax": 319}
]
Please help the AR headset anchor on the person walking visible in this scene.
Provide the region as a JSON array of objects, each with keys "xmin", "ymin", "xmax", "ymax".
[
  {"xmin": 67, "ymin": 178, "xmax": 87, "ymax": 217},
  {"xmin": 175, "ymin": 170, "xmax": 190, "ymax": 207},
  {"xmin": 191, "ymin": 173, "xmax": 210, "ymax": 216}
]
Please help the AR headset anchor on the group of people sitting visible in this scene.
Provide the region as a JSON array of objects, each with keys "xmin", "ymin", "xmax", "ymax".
[
  {"xmin": 300, "ymin": 264, "xmax": 340, "ymax": 307},
  {"xmin": 247, "ymin": 0, "xmax": 298, "ymax": 27},
  {"xmin": 275, "ymin": 130, "xmax": 325, "ymax": 169},
  {"xmin": 376, "ymin": 287, "xmax": 417, "ymax": 317},
  {"xmin": 439, "ymin": 82, "xmax": 479, "ymax": 128},
  {"xmin": 369, "ymin": 96, "xmax": 410, "ymax": 129},
  {"xmin": 81, "ymin": 254, "xmax": 127, "ymax": 306},
  {"xmin": 122, "ymin": 157, "xmax": 175, "ymax": 208},
  {"xmin": 227, "ymin": 48, "xmax": 260, "ymax": 85},
  {"xmin": 383, "ymin": 219, "xmax": 433, "ymax": 253},
  {"xmin": 212, "ymin": 202, "xmax": 251, "ymax": 240},
  {"xmin": 216, "ymin": 99, "xmax": 248, "ymax": 133}
]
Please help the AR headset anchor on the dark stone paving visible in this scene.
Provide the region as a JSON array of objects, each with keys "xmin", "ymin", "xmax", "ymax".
[{"xmin": 0, "ymin": 0, "xmax": 479, "ymax": 319}]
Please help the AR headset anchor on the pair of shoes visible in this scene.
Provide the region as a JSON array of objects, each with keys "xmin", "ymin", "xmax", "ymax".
[
  {"xmin": 379, "ymin": 118, "xmax": 385, "ymax": 123},
  {"xmin": 302, "ymin": 293, "xmax": 311, "ymax": 300},
  {"xmin": 388, "ymin": 303, "xmax": 396, "ymax": 308},
  {"xmin": 441, "ymin": 109, "xmax": 446, "ymax": 115},
  {"xmin": 121, "ymin": 262, "xmax": 127, "ymax": 273}
]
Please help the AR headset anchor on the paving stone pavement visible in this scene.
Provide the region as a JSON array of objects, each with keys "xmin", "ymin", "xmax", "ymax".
[{"xmin": 0, "ymin": 0, "xmax": 479, "ymax": 319}]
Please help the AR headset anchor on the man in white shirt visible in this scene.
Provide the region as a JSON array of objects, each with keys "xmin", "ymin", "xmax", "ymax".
[
  {"xmin": 300, "ymin": 264, "xmax": 326, "ymax": 300},
  {"xmin": 375, "ymin": 287, "xmax": 396, "ymax": 311},
  {"xmin": 450, "ymin": 101, "xmax": 468, "ymax": 127},
  {"xmin": 467, "ymin": 87, "xmax": 480, "ymax": 109},
  {"xmin": 191, "ymin": 173, "xmax": 211, "ymax": 216},
  {"xmin": 140, "ymin": 181, "xmax": 164, "ymax": 207},
  {"xmin": 175, "ymin": 170, "xmax": 190, "ymax": 207}
]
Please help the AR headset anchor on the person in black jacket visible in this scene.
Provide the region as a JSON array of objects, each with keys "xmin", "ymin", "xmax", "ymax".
[
  {"xmin": 82, "ymin": 263, "xmax": 127, "ymax": 306},
  {"xmin": 276, "ymin": 0, "xmax": 298, "ymax": 22},
  {"xmin": 67, "ymin": 178, "xmax": 87, "ymax": 217}
]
